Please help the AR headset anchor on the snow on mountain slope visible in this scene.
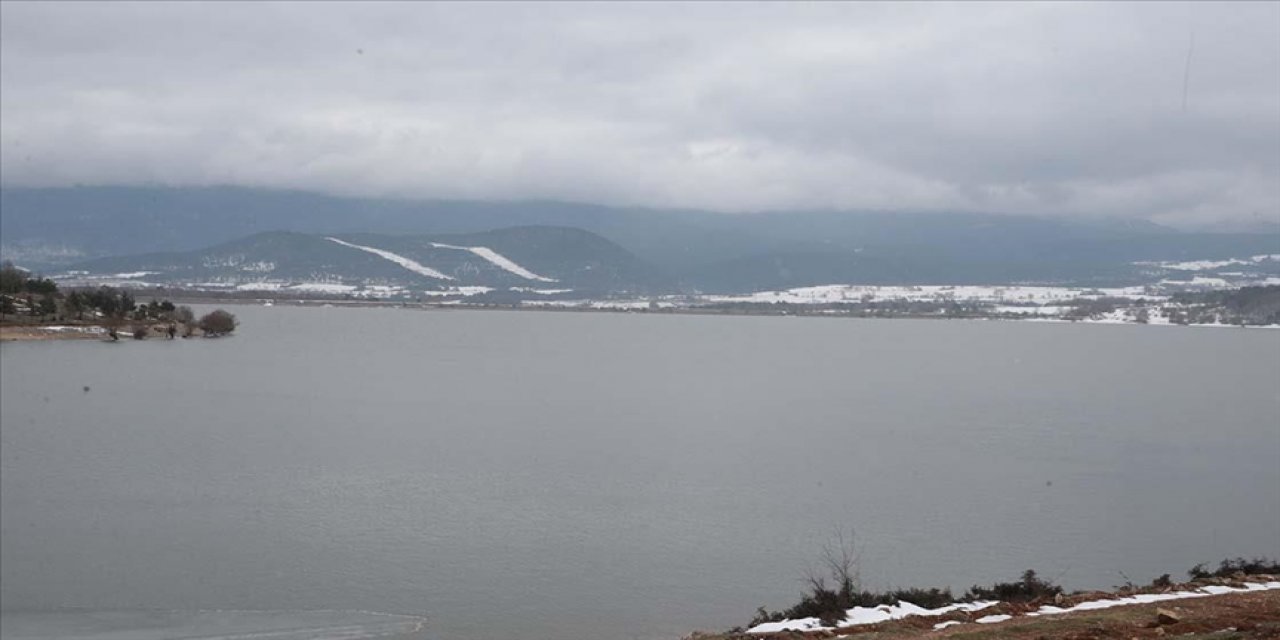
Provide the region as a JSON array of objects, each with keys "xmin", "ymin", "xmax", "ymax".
[
  {"xmin": 430, "ymin": 242, "xmax": 557, "ymax": 282},
  {"xmin": 326, "ymin": 237, "xmax": 454, "ymax": 281}
]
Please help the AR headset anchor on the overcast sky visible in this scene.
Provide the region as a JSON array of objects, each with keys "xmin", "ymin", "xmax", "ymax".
[{"xmin": 2, "ymin": 2, "xmax": 1277, "ymax": 229}]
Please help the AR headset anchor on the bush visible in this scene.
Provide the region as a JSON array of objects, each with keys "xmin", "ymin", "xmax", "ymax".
[
  {"xmin": 964, "ymin": 569, "xmax": 1061, "ymax": 603},
  {"xmin": 131, "ymin": 324, "xmax": 149, "ymax": 340},
  {"xmin": 1188, "ymin": 557, "xmax": 1280, "ymax": 580},
  {"xmin": 748, "ymin": 531, "xmax": 958, "ymax": 629},
  {"xmin": 197, "ymin": 309, "xmax": 238, "ymax": 336}
]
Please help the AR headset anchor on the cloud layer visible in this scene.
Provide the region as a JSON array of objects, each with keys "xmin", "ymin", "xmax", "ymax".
[{"xmin": 2, "ymin": 2, "xmax": 1277, "ymax": 228}]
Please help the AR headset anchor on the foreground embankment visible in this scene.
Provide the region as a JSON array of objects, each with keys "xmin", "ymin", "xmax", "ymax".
[{"xmin": 690, "ymin": 577, "xmax": 1280, "ymax": 640}]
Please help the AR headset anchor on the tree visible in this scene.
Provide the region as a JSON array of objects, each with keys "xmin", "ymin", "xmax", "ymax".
[
  {"xmin": 0, "ymin": 295, "xmax": 15, "ymax": 319},
  {"xmin": 37, "ymin": 296, "xmax": 57, "ymax": 320},
  {"xmin": 65, "ymin": 291, "xmax": 86, "ymax": 320},
  {"xmin": 0, "ymin": 262, "xmax": 26, "ymax": 294},
  {"xmin": 24, "ymin": 277, "xmax": 58, "ymax": 295},
  {"xmin": 172, "ymin": 305, "xmax": 196, "ymax": 335},
  {"xmin": 197, "ymin": 309, "xmax": 238, "ymax": 336}
]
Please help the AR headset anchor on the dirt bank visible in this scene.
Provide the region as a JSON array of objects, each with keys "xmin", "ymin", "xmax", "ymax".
[{"xmin": 692, "ymin": 579, "xmax": 1280, "ymax": 640}]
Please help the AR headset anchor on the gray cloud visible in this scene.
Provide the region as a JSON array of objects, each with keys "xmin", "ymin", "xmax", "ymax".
[{"xmin": 2, "ymin": 1, "xmax": 1277, "ymax": 229}]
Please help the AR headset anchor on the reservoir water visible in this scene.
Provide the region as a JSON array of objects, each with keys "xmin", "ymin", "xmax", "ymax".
[{"xmin": 2, "ymin": 306, "xmax": 1278, "ymax": 639}]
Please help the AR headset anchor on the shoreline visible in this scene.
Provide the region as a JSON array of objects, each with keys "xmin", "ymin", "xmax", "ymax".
[
  {"xmin": 0, "ymin": 324, "xmax": 109, "ymax": 342},
  {"xmin": 4, "ymin": 299, "xmax": 1276, "ymax": 342},
  {"xmin": 693, "ymin": 575, "xmax": 1280, "ymax": 639},
  {"xmin": 170, "ymin": 294, "xmax": 1280, "ymax": 329}
]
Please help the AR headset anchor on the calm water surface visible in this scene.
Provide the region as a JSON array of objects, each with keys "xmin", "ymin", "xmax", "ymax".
[{"xmin": 2, "ymin": 306, "xmax": 1278, "ymax": 640}]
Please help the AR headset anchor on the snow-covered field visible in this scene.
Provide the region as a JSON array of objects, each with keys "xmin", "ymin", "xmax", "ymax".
[{"xmin": 701, "ymin": 284, "xmax": 1161, "ymax": 306}]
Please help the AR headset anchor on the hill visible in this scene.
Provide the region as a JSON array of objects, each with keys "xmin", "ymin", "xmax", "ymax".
[
  {"xmin": 4, "ymin": 186, "xmax": 1279, "ymax": 291},
  {"xmin": 66, "ymin": 227, "xmax": 671, "ymax": 296}
]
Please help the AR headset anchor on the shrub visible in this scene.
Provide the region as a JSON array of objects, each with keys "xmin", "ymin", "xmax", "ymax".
[
  {"xmin": 747, "ymin": 531, "xmax": 958, "ymax": 629},
  {"xmin": 964, "ymin": 569, "xmax": 1061, "ymax": 603},
  {"xmin": 131, "ymin": 324, "xmax": 149, "ymax": 340},
  {"xmin": 197, "ymin": 309, "xmax": 238, "ymax": 336},
  {"xmin": 1188, "ymin": 557, "xmax": 1280, "ymax": 580},
  {"xmin": 172, "ymin": 305, "xmax": 195, "ymax": 324}
]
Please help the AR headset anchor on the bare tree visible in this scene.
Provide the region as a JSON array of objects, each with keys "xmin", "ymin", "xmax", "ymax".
[{"xmin": 821, "ymin": 528, "xmax": 861, "ymax": 596}]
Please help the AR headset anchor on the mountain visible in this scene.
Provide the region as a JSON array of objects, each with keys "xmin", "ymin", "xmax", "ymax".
[
  {"xmin": 4, "ymin": 185, "xmax": 1278, "ymax": 291},
  {"xmin": 68, "ymin": 227, "xmax": 672, "ymax": 295}
]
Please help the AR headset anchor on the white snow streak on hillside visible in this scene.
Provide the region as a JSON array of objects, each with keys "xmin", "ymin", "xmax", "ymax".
[
  {"xmin": 430, "ymin": 243, "xmax": 557, "ymax": 282},
  {"xmin": 326, "ymin": 238, "xmax": 454, "ymax": 281}
]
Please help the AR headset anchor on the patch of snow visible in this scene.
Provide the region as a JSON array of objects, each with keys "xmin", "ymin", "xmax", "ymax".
[
  {"xmin": 326, "ymin": 237, "xmax": 454, "ymax": 281},
  {"xmin": 976, "ymin": 614, "xmax": 1012, "ymax": 624},
  {"xmin": 1139, "ymin": 254, "xmax": 1280, "ymax": 271},
  {"xmin": 1184, "ymin": 276, "xmax": 1232, "ymax": 287},
  {"xmin": 1028, "ymin": 581, "xmax": 1280, "ymax": 617},
  {"xmin": 704, "ymin": 284, "xmax": 1160, "ymax": 306},
  {"xmin": 234, "ymin": 282, "xmax": 286, "ymax": 291},
  {"xmin": 420, "ymin": 286, "xmax": 495, "ymax": 297},
  {"xmin": 746, "ymin": 601, "xmax": 996, "ymax": 634},
  {"xmin": 33, "ymin": 325, "xmax": 106, "ymax": 334},
  {"xmin": 509, "ymin": 287, "xmax": 574, "ymax": 295},
  {"xmin": 240, "ymin": 261, "xmax": 276, "ymax": 272},
  {"xmin": 289, "ymin": 282, "xmax": 358, "ymax": 294},
  {"xmin": 430, "ymin": 242, "xmax": 557, "ymax": 282},
  {"xmin": 110, "ymin": 271, "xmax": 157, "ymax": 278}
]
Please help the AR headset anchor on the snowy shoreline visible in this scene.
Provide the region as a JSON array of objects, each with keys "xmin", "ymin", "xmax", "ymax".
[{"xmin": 746, "ymin": 580, "xmax": 1280, "ymax": 633}]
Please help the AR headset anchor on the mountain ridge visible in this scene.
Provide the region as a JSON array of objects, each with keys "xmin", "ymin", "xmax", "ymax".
[{"xmin": 5, "ymin": 186, "xmax": 1278, "ymax": 292}]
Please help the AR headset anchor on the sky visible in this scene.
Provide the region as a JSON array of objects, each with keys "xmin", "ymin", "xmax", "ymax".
[{"xmin": 2, "ymin": 1, "xmax": 1278, "ymax": 230}]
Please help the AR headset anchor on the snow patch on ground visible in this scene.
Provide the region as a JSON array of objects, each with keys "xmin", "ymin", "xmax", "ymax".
[
  {"xmin": 28, "ymin": 325, "xmax": 106, "ymax": 334},
  {"xmin": 430, "ymin": 243, "xmax": 556, "ymax": 282},
  {"xmin": 1138, "ymin": 254, "xmax": 1280, "ymax": 271},
  {"xmin": 1028, "ymin": 581, "xmax": 1280, "ymax": 617},
  {"xmin": 976, "ymin": 614, "xmax": 1012, "ymax": 624},
  {"xmin": 289, "ymin": 282, "xmax": 359, "ymax": 294},
  {"xmin": 420, "ymin": 287, "xmax": 495, "ymax": 297},
  {"xmin": 326, "ymin": 237, "xmax": 454, "ymax": 281},
  {"xmin": 509, "ymin": 287, "xmax": 574, "ymax": 295},
  {"xmin": 747, "ymin": 582, "xmax": 1280, "ymax": 634},
  {"xmin": 704, "ymin": 284, "xmax": 1159, "ymax": 306},
  {"xmin": 746, "ymin": 601, "xmax": 997, "ymax": 633}
]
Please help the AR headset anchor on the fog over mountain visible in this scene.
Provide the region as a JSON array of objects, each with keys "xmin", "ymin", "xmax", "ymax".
[{"xmin": 2, "ymin": 2, "xmax": 1278, "ymax": 230}]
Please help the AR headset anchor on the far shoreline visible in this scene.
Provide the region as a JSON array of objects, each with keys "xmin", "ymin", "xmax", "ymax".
[{"xmin": 161, "ymin": 293, "xmax": 1280, "ymax": 329}]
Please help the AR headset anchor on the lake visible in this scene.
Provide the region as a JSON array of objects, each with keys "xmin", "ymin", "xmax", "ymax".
[{"xmin": 2, "ymin": 306, "xmax": 1278, "ymax": 640}]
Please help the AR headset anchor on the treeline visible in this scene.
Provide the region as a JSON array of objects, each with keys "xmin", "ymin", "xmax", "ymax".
[
  {"xmin": 1167, "ymin": 285, "xmax": 1280, "ymax": 326},
  {"xmin": 1, "ymin": 261, "xmax": 63, "ymax": 320},
  {"xmin": 1, "ymin": 261, "xmax": 238, "ymax": 338}
]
